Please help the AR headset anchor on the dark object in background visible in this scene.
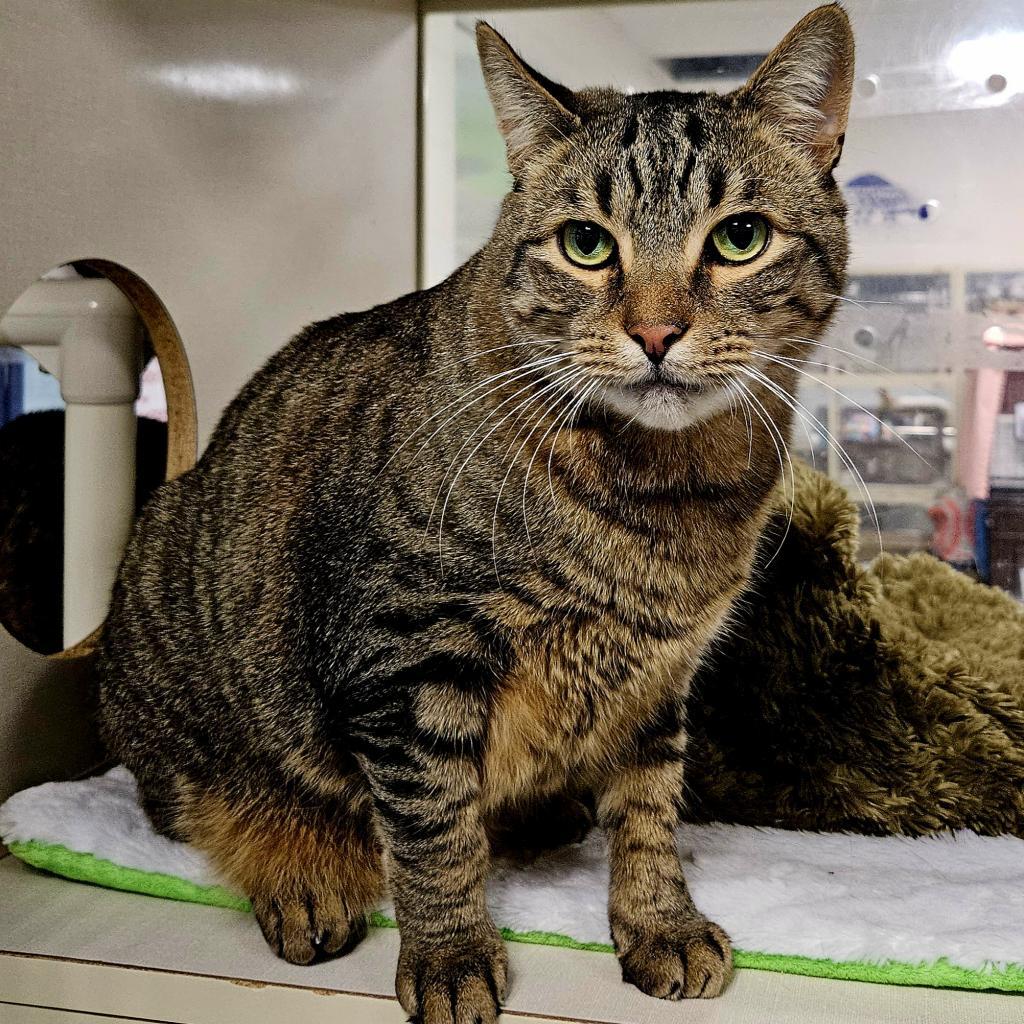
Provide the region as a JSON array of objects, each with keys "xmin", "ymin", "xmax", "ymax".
[
  {"xmin": 986, "ymin": 488, "xmax": 1024, "ymax": 598},
  {"xmin": 974, "ymin": 498, "xmax": 991, "ymax": 583},
  {"xmin": 0, "ymin": 410, "xmax": 167, "ymax": 654},
  {"xmin": 687, "ymin": 464, "xmax": 1024, "ymax": 837},
  {"xmin": 840, "ymin": 402, "xmax": 948, "ymax": 484},
  {"xmin": 0, "ymin": 352, "xmax": 25, "ymax": 428}
]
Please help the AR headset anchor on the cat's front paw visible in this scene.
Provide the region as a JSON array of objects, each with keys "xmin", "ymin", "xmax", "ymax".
[
  {"xmin": 615, "ymin": 918, "xmax": 732, "ymax": 1000},
  {"xmin": 396, "ymin": 927, "xmax": 509, "ymax": 1024}
]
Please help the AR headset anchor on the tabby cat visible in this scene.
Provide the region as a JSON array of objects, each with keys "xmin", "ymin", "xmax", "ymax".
[{"xmin": 98, "ymin": 5, "xmax": 853, "ymax": 1017}]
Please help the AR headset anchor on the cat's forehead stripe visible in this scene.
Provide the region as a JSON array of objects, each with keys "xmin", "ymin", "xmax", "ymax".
[
  {"xmin": 562, "ymin": 181, "xmax": 584, "ymax": 208},
  {"xmin": 677, "ymin": 151, "xmax": 697, "ymax": 201},
  {"xmin": 603, "ymin": 103, "xmax": 725, "ymax": 220},
  {"xmin": 626, "ymin": 154, "xmax": 644, "ymax": 200},
  {"xmin": 684, "ymin": 111, "xmax": 705, "ymax": 150},
  {"xmin": 594, "ymin": 170, "xmax": 614, "ymax": 218},
  {"xmin": 621, "ymin": 113, "xmax": 639, "ymax": 151},
  {"xmin": 706, "ymin": 165, "xmax": 728, "ymax": 211}
]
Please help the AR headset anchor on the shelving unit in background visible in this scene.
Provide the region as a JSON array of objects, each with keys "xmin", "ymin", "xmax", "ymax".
[{"xmin": 792, "ymin": 268, "xmax": 1024, "ymax": 560}]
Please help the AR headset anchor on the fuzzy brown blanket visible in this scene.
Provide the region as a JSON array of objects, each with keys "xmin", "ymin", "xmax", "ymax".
[{"xmin": 687, "ymin": 464, "xmax": 1024, "ymax": 837}]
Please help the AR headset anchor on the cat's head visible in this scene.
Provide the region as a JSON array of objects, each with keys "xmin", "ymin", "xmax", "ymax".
[{"xmin": 479, "ymin": 3, "xmax": 853, "ymax": 431}]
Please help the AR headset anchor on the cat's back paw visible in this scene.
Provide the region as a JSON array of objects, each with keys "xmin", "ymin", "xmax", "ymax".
[{"xmin": 252, "ymin": 890, "xmax": 368, "ymax": 965}]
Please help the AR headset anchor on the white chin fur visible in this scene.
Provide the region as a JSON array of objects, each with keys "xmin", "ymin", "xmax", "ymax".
[{"xmin": 599, "ymin": 381, "xmax": 739, "ymax": 431}]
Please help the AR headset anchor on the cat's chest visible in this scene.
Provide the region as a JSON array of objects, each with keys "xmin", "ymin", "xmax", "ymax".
[
  {"xmin": 478, "ymin": 487, "xmax": 765, "ymax": 809},
  {"xmin": 480, "ymin": 579, "xmax": 736, "ymax": 811}
]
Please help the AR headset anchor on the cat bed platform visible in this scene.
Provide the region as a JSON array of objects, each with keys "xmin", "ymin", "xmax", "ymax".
[{"xmin": 2, "ymin": 767, "xmax": 1024, "ymax": 1024}]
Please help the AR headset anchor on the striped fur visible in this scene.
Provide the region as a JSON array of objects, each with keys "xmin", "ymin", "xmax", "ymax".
[{"xmin": 98, "ymin": 5, "xmax": 853, "ymax": 1018}]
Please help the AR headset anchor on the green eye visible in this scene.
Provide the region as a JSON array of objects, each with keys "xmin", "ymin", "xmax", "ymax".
[
  {"xmin": 560, "ymin": 220, "xmax": 616, "ymax": 269},
  {"xmin": 710, "ymin": 214, "xmax": 770, "ymax": 263}
]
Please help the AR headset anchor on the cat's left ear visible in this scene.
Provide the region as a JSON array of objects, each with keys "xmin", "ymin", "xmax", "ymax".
[
  {"xmin": 739, "ymin": 3, "xmax": 855, "ymax": 171},
  {"xmin": 476, "ymin": 22, "xmax": 581, "ymax": 176}
]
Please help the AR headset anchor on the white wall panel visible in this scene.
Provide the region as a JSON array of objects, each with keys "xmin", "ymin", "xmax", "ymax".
[{"xmin": 0, "ymin": 0, "xmax": 417, "ymax": 795}]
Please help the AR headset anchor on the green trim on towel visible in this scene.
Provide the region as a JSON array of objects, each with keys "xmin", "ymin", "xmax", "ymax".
[
  {"xmin": 475, "ymin": 925, "xmax": 1024, "ymax": 993},
  {"xmin": 9, "ymin": 841, "xmax": 251, "ymax": 913},
  {"xmin": 729, "ymin": 951, "xmax": 1024, "ymax": 993},
  {"xmin": 9, "ymin": 840, "xmax": 1024, "ymax": 994}
]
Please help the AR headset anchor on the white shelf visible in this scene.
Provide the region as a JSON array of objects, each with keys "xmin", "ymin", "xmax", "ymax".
[
  {"xmin": 817, "ymin": 370, "xmax": 957, "ymax": 389},
  {"xmin": 839, "ymin": 481, "xmax": 943, "ymax": 505},
  {"xmin": 3, "ymin": 858, "xmax": 1022, "ymax": 1024}
]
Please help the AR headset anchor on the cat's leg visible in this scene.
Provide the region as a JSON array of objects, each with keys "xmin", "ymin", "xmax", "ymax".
[
  {"xmin": 597, "ymin": 698, "xmax": 733, "ymax": 1000},
  {"xmin": 180, "ymin": 778, "xmax": 384, "ymax": 965},
  {"xmin": 139, "ymin": 784, "xmax": 190, "ymax": 842},
  {"xmin": 354, "ymin": 682, "xmax": 507, "ymax": 1024}
]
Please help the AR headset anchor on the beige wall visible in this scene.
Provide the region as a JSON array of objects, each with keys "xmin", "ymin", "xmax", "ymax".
[
  {"xmin": 2, "ymin": 0, "xmax": 418, "ymax": 444},
  {"xmin": 0, "ymin": 0, "xmax": 418, "ymax": 798}
]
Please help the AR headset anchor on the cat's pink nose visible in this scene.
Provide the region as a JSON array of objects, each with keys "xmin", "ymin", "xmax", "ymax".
[{"xmin": 628, "ymin": 323, "xmax": 685, "ymax": 363}]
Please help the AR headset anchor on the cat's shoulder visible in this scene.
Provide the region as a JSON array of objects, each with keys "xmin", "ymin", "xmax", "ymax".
[{"xmin": 297, "ymin": 274, "xmax": 462, "ymax": 355}]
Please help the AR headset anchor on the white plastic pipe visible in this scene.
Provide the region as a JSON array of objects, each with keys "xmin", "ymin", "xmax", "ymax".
[
  {"xmin": 0, "ymin": 279, "xmax": 140, "ymax": 648},
  {"xmin": 62, "ymin": 403, "xmax": 138, "ymax": 647}
]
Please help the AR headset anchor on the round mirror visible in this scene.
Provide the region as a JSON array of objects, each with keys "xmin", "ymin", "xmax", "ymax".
[{"xmin": 0, "ymin": 261, "xmax": 196, "ymax": 657}]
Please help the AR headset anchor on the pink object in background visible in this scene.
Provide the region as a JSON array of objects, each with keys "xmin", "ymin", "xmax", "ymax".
[
  {"xmin": 984, "ymin": 324, "xmax": 1024, "ymax": 351},
  {"xmin": 134, "ymin": 357, "xmax": 167, "ymax": 423},
  {"xmin": 928, "ymin": 490, "xmax": 974, "ymax": 564},
  {"xmin": 957, "ymin": 368, "xmax": 1006, "ymax": 501}
]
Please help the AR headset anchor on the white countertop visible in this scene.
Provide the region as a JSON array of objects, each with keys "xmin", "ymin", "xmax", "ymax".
[{"xmin": 1, "ymin": 856, "xmax": 1021, "ymax": 1024}]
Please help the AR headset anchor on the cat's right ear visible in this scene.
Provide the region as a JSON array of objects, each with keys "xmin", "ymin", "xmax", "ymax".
[
  {"xmin": 738, "ymin": 3, "xmax": 854, "ymax": 172},
  {"xmin": 476, "ymin": 23, "xmax": 581, "ymax": 176}
]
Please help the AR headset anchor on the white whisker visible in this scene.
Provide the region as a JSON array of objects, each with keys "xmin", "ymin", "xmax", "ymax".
[
  {"xmin": 754, "ymin": 332, "xmax": 898, "ymax": 376},
  {"xmin": 389, "ymin": 353, "xmax": 567, "ymax": 474},
  {"xmin": 752, "ymin": 349, "xmax": 934, "ymax": 470},
  {"xmin": 742, "ymin": 365, "xmax": 882, "ymax": 553},
  {"xmin": 733, "ymin": 377, "xmax": 795, "ymax": 570},
  {"xmin": 432, "ymin": 364, "xmax": 582, "ymax": 570},
  {"xmin": 825, "ymin": 291, "xmax": 894, "ymax": 310},
  {"xmin": 488, "ymin": 368, "xmax": 587, "ymax": 582},
  {"xmin": 519, "ymin": 373, "xmax": 591, "ymax": 557},
  {"xmin": 427, "ymin": 339, "xmax": 553, "ymax": 377},
  {"xmin": 546, "ymin": 378, "xmax": 600, "ymax": 510}
]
